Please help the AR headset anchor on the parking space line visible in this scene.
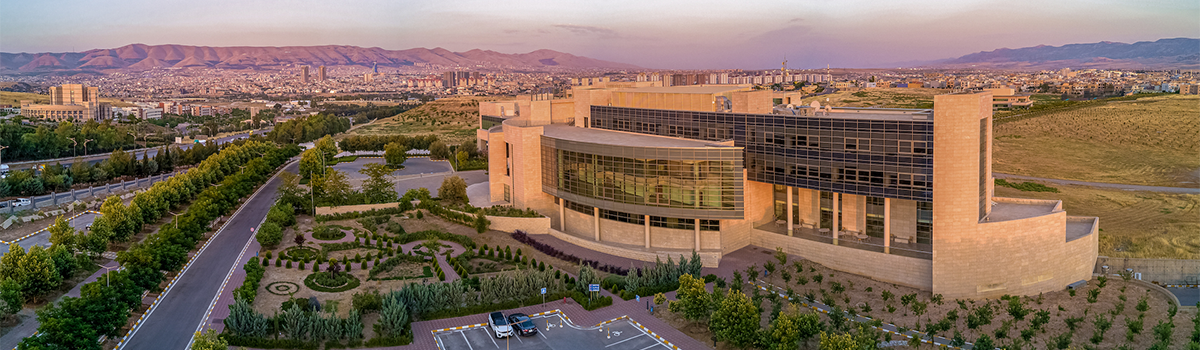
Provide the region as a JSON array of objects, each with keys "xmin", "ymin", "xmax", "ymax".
[
  {"xmin": 636, "ymin": 344, "xmax": 663, "ymax": 350},
  {"xmin": 461, "ymin": 331, "xmax": 474, "ymax": 350},
  {"xmin": 537, "ymin": 328, "xmax": 548, "ymax": 340},
  {"xmin": 605, "ymin": 333, "xmax": 645, "ymax": 347},
  {"xmin": 483, "ymin": 328, "xmax": 498, "ymax": 348}
]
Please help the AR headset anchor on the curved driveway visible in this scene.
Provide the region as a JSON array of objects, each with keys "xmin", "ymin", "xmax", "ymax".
[
  {"xmin": 120, "ymin": 161, "xmax": 297, "ymax": 350},
  {"xmin": 993, "ymin": 173, "xmax": 1200, "ymax": 194}
]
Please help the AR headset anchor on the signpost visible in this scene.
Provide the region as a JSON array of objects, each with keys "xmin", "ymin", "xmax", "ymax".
[
  {"xmin": 588, "ymin": 284, "xmax": 600, "ymax": 306},
  {"xmin": 541, "ymin": 287, "xmax": 546, "ymax": 304}
]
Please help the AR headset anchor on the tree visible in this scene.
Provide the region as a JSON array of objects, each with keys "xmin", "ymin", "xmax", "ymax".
[
  {"xmin": 108, "ymin": 148, "xmax": 135, "ymax": 177},
  {"xmin": 359, "ymin": 163, "xmax": 397, "ymax": 204},
  {"xmin": 383, "ymin": 142, "xmax": 408, "ymax": 166},
  {"xmin": 0, "ymin": 243, "xmax": 26, "ymax": 283},
  {"xmin": 438, "ymin": 175, "xmax": 468, "ymax": 203},
  {"xmin": 377, "ymin": 296, "xmax": 409, "ymax": 338},
  {"xmin": 49, "ymin": 246, "xmax": 75, "ymax": 281},
  {"xmin": 299, "ymin": 149, "xmax": 323, "ymax": 179},
  {"xmin": 277, "ymin": 172, "xmax": 307, "ymax": 211},
  {"xmin": 312, "ymin": 169, "xmax": 351, "ymax": 206},
  {"xmin": 0, "ymin": 278, "xmax": 22, "ymax": 318},
  {"xmin": 576, "ymin": 264, "xmax": 598, "ymax": 293},
  {"xmin": 314, "ymin": 135, "xmax": 338, "ymax": 163},
  {"xmin": 256, "ymin": 222, "xmax": 283, "ymax": 247},
  {"xmin": 48, "ymin": 216, "xmax": 78, "ymax": 252},
  {"xmin": 429, "ymin": 140, "xmax": 449, "ymax": 160},
  {"xmin": 675, "ymin": 274, "xmax": 710, "ymax": 323},
  {"xmin": 190, "ymin": 328, "xmax": 228, "ymax": 350},
  {"xmin": 19, "ymin": 246, "xmax": 61, "ymax": 298},
  {"xmin": 765, "ymin": 304, "xmax": 823, "ymax": 350},
  {"xmin": 70, "ymin": 158, "xmax": 92, "ymax": 184},
  {"xmin": 818, "ymin": 331, "xmax": 858, "ymax": 350},
  {"xmin": 710, "ymin": 289, "xmax": 760, "ymax": 349},
  {"xmin": 455, "ymin": 150, "xmax": 468, "ymax": 170}
]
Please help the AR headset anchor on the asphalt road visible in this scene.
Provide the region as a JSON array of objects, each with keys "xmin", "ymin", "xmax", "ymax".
[
  {"xmin": 120, "ymin": 160, "xmax": 296, "ymax": 350},
  {"xmin": 0, "ymin": 213, "xmax": 97, "ymax": 254},
  {"xmin": 329, "ymin": 157, "xmax": 453, "ymax": 181},
  {"xmin": 1168, "ymin": 287, "xmax": 1199, "ymax": 308},
  {"xmin": 435, "ymin": 315, "xmax": 671, "ymax": 350}
]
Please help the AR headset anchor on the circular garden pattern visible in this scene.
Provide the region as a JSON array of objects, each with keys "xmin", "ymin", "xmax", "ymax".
[
  {"xmin": 282, "ymin": 246, "xmax": 320, "ymax": 261},
  {"xmin": 303, "ymin": 271, "xmax": 361, "ymax": 293},
  {"xmin": 266, "ymin": 281, "xmax": 301, "ymax": 296}
]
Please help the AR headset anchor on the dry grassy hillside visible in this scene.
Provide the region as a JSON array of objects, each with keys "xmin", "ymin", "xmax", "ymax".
[
  {"xmin": 993, "ymin": 94, "xmax": 1199, "ymax": 186},
  {"xmin": 339, "ymin": 96, "xmax": 498, "ymax": 145}
]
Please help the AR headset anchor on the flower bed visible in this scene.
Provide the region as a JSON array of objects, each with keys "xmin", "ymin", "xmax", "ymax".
[
  {"xmin": 303, "ymin": 271, "xmax": 361, "ymax": 293},
  {"xmin": 510, "ymin": 230, "xmax": 628, "ymax": 275},
  {"xmin": 312, "ymin": 225, "xmax": 348, "ymax": 240}
]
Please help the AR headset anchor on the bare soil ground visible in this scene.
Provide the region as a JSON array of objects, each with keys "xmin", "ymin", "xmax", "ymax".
[
  {"xmin": 659, "ymin": 253, "xmax": 1191, "ymax": 349},
  {"xmin": 338, "ymin": 97, "xmax": 498, "ymax": 145}
]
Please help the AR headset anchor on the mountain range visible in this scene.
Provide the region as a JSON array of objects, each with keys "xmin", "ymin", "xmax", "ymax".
[
  {"xmin": 0, "ymin": 44, "xmax": 641, "ymax": 73},
  {"xmin": 926, "ymin": 38, "xmax": 1199, "ymax": 70}
]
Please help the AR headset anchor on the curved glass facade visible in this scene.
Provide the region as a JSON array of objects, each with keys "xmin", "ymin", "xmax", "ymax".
[{"xmin": 541, "ymin": 136, "xmax": 744, "ymax": 219}]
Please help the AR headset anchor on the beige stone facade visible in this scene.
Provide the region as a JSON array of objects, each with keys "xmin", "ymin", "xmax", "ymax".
[
  {"xmin": 478, "ymin": 85, "xmax": 1098, "ymax": 299},
  {"xmin": 21, "ymin": 84, "xmax": 111, "ymax": 121}
]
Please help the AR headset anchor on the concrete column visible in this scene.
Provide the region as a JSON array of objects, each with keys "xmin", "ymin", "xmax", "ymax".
[
  {"xmin": 644, "ymin": 215, "xmax": 651, "ymax": 249},
  {"xmin": 786, "ymin": 186, "xmax": 793, "ymax": 236},
  {"xmin": 593, "ymin": 207, "xmax": 600, "ymax": 241},
  {"xmin": 558, "ymin": 198, "xmax": 565, "ymax": 231},
  {"xmin": 884, "ymin": 197, "xmax": 892, "ymax": 254},
  {"xmin": 694, "ymin": 219, "xmax": 701, "ymax": 251},
  {"xmin": 831, "ymin": 193, "xmax": 839, "ymax": 243},
  {"xmin": 51, "ymin": 192, "xmax": 57, "ymax": 205}
]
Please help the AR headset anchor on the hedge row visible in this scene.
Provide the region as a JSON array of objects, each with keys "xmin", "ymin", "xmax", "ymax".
[{"xmin": 511, "ymin": 230, "xmax": 628, "ymax": 275}]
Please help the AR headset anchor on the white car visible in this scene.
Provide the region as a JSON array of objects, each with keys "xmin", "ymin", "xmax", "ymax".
[
  {"xmin": 11, "ymin": 198, "xmax": 31, "ymax": 207},
  {"xmin": 488, "ymin": 312, "xmax": 513, "ymax": 338}
]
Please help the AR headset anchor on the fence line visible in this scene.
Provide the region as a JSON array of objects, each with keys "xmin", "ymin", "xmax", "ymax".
[{"xmin": 3, "ymin": 170, "xmax": 184, "ymax": 215}]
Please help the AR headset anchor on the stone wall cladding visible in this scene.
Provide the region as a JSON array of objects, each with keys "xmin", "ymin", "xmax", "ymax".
[
  {"xmin": 1096, "ymin": 257, "xmax": 1200, "ymax": 284},
  {"xmin": 485, "ymin": 215, "xmax": 550, "ymax": 235},
  {"xmin": 548, "ymin": 228, "xmax": 722, "ymax": 267},
  {"xmin": 754, "ymin": 229, "xmax": 934, "ymax": 290}
]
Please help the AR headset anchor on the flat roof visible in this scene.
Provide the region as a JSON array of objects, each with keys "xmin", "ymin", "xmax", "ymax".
[
  {"xmin": 989, "ymin": 198, "xmax": 1060, "ymax": 222},
  {"xmin": 543, "ymin": 124, "xmax": 732, "ymax": 148},
  {"xmin": 615, "ymin": 85, "xmax": 748, "ymax": 95}
]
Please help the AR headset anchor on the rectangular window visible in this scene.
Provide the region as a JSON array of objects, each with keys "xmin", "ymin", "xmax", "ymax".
[
  {"xmin": 700, "ymin": 219, "xmax": 720, "ymax": 231},
  {"xmin": 566, "ymin": 200, "xmax": 592, "ymax": 214},
  {"xmin": 503, "ymin": 184, "xmax": 511, "ymax": 202},
  {"xmin": 650, "ymin": 216, "xmax": 695, "ymax": 230},
  {"xmin": 600, "ymin": 209, "xmax": 645, "ymax": 225},
  {"xmin": 917, "ymin": 201, "xmax": 932, "ymax": 244}
]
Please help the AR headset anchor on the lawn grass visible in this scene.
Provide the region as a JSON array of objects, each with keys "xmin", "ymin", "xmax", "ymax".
[
  {"xmin": 337, "ymin": 96, "xmax": 497, "ymax": 145},
  {"xmin": 993, "ymin": 94, "xmax": 1199, "ymax": 186},
  {"xmin": 994, "ymin": 184, "xmax": 1199, "ymax": 259}
]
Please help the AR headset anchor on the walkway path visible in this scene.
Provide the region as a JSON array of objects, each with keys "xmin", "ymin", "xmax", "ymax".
[{"xmin": 993, "ymin": 173, "xmax": 1199, "ymax": 194}]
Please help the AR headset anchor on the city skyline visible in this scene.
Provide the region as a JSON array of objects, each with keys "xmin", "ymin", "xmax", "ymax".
[{"xmin": 1, "ymin": 0, "xmax": 1197, "ymax": 69}]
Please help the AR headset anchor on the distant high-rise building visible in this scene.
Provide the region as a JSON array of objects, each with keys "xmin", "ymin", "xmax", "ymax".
[
  {"xmin": 302, "ymin": 66, "xmax": 310, "ymax": 83},
  {"xmin": 318, "ymin": 66, "xmax": 326, "ymax": 80},
  {"xmin": 22, "ymin": 84, "xmax": 111, "ymax": 121}
]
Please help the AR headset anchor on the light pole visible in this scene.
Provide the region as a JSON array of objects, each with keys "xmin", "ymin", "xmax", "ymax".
[
  {"xmin": 68, "ymin": 138, "xmax": 78, "ymax": 158},
  {"xmin": 83, "ymin": 139, "xmax": 94, "ymax": 156},
  {"xmin": 95, "ymin": 263, "xmax": 117, "ymax": 287},
  {"xmin": 169, "ymin": 210, "xmax": 181, "ymax": 229}
]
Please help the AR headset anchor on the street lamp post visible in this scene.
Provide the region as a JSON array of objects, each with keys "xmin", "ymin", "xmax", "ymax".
[
  {"xmin": 168, "ymin": 211, "xmax": 181, "ymax": 229},
  {"xmin": 95, "ymin": 263, "xmax": 117, "ymax": 287},
  {"xmin": 83, "ymin": 139, "xmax": 94, "ymax": 156},
  {"xmin": 69, "ymin": 138, "xmax": 78, "ymax": 158}
]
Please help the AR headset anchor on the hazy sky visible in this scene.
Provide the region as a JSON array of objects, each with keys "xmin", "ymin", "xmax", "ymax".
[{"xmin": 1, "ymin": 0, "xmax": 1196, "ymax": 69}]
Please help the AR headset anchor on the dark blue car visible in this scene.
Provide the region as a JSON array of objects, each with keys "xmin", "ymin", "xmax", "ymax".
[{"xmin": 506, "ymin": 313, "xmax": 538, "ymax": 336}]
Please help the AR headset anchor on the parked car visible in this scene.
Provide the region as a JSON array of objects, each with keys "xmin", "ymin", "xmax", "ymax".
[
  {"xmin": 12, "ymin": 198, "xmax": 31, "ymax": 207},
  {"xmin": 507, "ymin": 313, "xmax": 538, "ymax": 336},
  {"xmin": 488, "ymin": 312, "xmax": 513, "ymax": 339}
]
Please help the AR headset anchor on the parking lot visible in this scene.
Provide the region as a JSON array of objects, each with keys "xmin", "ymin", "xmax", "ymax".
[{"xmin": 434, "ymin": 313, "xmax": 674, "ymax": 350}]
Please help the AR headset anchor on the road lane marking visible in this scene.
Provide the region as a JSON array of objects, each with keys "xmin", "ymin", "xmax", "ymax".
[
  {"xmin": 484, "ymin": 328, "xmax": 498, "ymax": 348},
  {"xmin": 461, "ymin": 330, "xmax": 474, "ymax": 350},
  {"xmin": 605, "ymin": 333, "xmax": 645, "ymax": 347}
]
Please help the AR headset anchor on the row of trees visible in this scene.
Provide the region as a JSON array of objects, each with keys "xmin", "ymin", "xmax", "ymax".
[
  {"xmin": 266, "ymin": 114, "xmax": 351, "ymax": 145},
  {"xmin": 1, "ymin": 141, "xmax": 225, "ymax": 198},
  {"xmin": 18, "ymin": 140, "xmax": 300, "ymax": 349},
  {"xmin": 337, "ymin": 135, "xmax": 439, "ymax": 153},
  {"xmin": 0, "ymin": 120, "xmax": 140, "ymax": 162},
  {"xmin": 672, "ymin": 273, "xmax": 835, "ymax": 350}
]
